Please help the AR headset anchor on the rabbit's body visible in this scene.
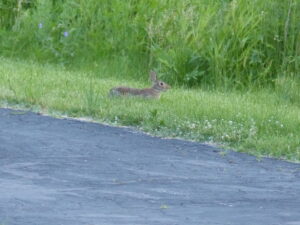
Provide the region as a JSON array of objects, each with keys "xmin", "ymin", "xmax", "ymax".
[
  {"xmin": 109, "ymin": 71, "xmax": 170, "ymax": 99},
  {"xmin": 110, "ymin": 87, "xmax": 161, "ymax": 98}
]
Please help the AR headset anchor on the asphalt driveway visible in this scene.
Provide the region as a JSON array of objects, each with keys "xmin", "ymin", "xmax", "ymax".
[{"xmin": 0, "ymin": 108, "xmax": 299, "ymax": 225}]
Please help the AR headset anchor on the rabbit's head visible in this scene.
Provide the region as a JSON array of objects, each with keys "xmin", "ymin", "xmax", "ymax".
[{"xmin": 150, "ymin": 71, "xmax": 171, "ymax": 92}]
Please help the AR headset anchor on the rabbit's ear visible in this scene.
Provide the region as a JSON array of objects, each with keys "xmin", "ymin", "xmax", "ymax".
[{"xmin": 150, "ymin": 70, "xmax": 157, "ymax": 82}]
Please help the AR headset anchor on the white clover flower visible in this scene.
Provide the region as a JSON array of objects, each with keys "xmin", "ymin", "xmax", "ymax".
[
  {"xmin": 205, "ymin": 123, "xmax": 212, "ymax": 129},
  {"xmin": 249, "ymin": 126, "xmax": 257, "ymax": 137},
  {"xmin": 189, "ymin": 123, "xmax": 196, "ymax": 129}
]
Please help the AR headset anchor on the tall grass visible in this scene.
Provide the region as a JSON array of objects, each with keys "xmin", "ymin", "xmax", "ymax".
[{"xmin": 0, "ymin": 0, "xmax": 299, "ymax": 88}]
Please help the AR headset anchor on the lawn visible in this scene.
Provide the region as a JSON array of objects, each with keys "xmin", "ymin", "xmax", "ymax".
[{"xmin": 1, "ymin": 57, "xmax": 299, "ymax": 161}]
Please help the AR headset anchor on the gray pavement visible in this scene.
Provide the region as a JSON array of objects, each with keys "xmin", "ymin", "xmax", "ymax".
[{"xmin": 0, "ymin": 108, "xmax": 299, "ymax": 225}]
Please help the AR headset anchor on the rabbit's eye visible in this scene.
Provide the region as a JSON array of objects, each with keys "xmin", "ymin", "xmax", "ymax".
[{"xmin": 160, "ymin": 82, "xmax": 164, "ymax": 86}]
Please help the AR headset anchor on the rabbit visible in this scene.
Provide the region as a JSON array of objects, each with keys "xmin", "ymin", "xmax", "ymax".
[{"xmin": 109, "ymin": 71, "xmax": 171, "ymax": 98}]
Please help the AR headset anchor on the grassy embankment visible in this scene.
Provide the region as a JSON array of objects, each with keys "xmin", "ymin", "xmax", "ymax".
[{"xmin": 0, "ymin": 0, "xmax": 299, "ymax": 160}]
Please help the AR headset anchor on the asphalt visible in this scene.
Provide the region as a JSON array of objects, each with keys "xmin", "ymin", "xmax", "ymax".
[{"xmin": 0, "ymin": 108, "xmax": 299, "ymax": 225}]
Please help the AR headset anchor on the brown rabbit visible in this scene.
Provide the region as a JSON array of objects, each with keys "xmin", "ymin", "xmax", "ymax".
[{"xmin": 109, "ymin": 71, "xmax": 171, "ymax": 98}]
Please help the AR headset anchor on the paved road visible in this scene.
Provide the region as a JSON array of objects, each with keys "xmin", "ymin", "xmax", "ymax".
[{"xmin": 0, "ymin": 108, "xmax": 299, "ymax": 225}]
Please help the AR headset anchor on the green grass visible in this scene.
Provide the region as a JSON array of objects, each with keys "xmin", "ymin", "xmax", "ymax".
[
  {"xmin": 0, "ymin": 0, "xmax": 299, "ymax": 88},
  {"xmin": 1, "ymin": 0, "xmax": 299, "ymax": 162},
  {"xmin": 1, "ymin": 57, "xmax": 299, "ymax": 161}
]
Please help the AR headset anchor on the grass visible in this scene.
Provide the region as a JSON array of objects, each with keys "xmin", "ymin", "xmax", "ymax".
[
  {"xmin": 0, "ymin": 57, "xmax": 299, "ymax": 161},
  {"xmin": 0, "ymin": 0, "xmax": 299, "ymax": 87},
  {"xmin": 1, "ymin": 0, "xmax": 299, "ymax": 163}
]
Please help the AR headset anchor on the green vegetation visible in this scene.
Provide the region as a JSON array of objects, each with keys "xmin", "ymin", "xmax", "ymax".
[
  {"xmin": 1, "ymin": 57, "xmax": 299, "ymax": 161},
  {"xmin": 0, "ymin": 1, "xmax": 299, "ymax": 160},
  {"xmin": 0, "ymin": 0, "xmax": 299, "ymax": 87}
]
